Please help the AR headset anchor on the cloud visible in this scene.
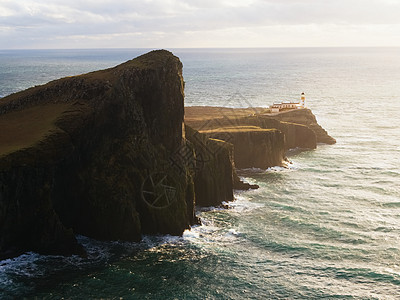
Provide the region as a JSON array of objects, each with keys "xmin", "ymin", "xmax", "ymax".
[{"xmin": 0, "ymin": 0, "xmax": 400, "ymax": 48}]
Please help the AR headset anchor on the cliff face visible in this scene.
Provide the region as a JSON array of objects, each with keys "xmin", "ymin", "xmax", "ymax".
[
  {"xmin": 200, "ymin": 126, "xmax": 286, "ymax": 169},
  {"xmin": 235, "ymin": 116, "xmax": 316, "ymax": 150},
  {"xmin": 263, "ymin": 108, "xmax": 336, "ymax": 145},
  {"xmin": 0, "ymin": 50, "xmax": 199, "ymax": 258},
  {"xmin": 184, "ymin": 106, "xmax": 335, "ymax": 150},
  {"xmin": 185, "ymin": 126, "xmax": 234, "ymax": 207},
  {"xmin": 185, "ymin": 115, "xmax": 316, "ymax": 152}
]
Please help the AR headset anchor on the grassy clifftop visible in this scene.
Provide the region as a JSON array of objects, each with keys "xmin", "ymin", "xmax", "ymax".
[
  {"xmin": 0, "ymin": 104, "xmax": 70, "ymax": 157},
  {"xmin": 185, "ymin": 106, "xmax": 335, "ymax": 147}
]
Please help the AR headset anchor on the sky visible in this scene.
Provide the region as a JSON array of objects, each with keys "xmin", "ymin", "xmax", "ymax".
[{"xmin": 0, "ymin": 0, "xmax": 400, "ymax": 49}]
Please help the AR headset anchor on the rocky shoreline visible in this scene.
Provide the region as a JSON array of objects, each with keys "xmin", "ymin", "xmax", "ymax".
[{"xmin": 0, "ymin": 50, "xmax": 335, "ymax": 259}]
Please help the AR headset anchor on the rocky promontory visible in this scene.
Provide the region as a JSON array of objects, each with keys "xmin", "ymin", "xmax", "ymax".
[
  {"xmin": 0, "ymin": 50, "xmax": 242, "ymax": 259},
  {"xmin": 0, "ymin": 51, "xmax": 334, "ymax": 259},
  {"xmin": 263, "ymin": 108, "xmax": 336, "ymax": 145},
  {"xmin": 185, "ymin": 106, "xmax": 335, "ymax": 155}
]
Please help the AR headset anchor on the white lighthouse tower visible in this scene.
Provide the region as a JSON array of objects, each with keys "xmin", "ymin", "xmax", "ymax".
[{"xmin": 300, "ymin": 92, "xmax": 305, "ymax": 108}]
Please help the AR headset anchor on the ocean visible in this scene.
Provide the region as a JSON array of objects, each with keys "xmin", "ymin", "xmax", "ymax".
[{"xmin": 0, "ymin": 48, "xmax": 399, "ymax": 299}]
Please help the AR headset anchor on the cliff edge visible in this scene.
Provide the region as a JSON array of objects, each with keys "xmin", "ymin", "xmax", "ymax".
[
  {"xmin": 263, "ymin": 108, "xmax": 336, "ymax": 145},
  {"xmin": 200, "ymin": 126, "xmax": 286, "ymax": 169},
  {"xmin": 185, "ymin": 106, "xmax": 335, "ymax": 150}
]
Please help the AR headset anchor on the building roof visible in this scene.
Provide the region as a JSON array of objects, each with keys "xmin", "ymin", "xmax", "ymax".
[{"xmin": 271, "ymin": 102, "xmax": 300, "ymax": 106}]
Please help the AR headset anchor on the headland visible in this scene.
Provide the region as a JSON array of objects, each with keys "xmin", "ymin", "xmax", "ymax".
[{"xmin": 0, "ymin": 50, "xmax": 335, "ymax": 259}]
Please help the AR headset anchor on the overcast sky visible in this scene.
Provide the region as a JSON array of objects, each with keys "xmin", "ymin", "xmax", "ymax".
[{"xmin": 1, "ymin": 0, "xmax": 400, "ymax": 49}]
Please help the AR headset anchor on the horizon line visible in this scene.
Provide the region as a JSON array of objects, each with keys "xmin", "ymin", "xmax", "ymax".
[{"xmin": 1, "ymin": 46, "xmax": 400, "ymax": 51}]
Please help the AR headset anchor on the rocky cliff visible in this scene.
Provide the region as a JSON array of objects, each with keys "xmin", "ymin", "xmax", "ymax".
[
  {"xmin": 185, "ymin": 106, "xmax": 335, "ymax": 150},
  {"xmin": 263, "ymin": 108, "xmax": 336, "ymax": 145},
  {"xmin": 200, "ymin": 126, "xmax": 286, "ymax": 169},
  {"xmin": 0, "ymin": 50, "xmax": 241, "ymax": 259},
  {"xmin": 185, "ymin": 126, "xmax": 234, "ymax": 207},
  {"xmin": 238, "ymin": 116, "xmax": 317, "ymax": 150},
  {"xmin": 185, "ymin": 113, "xmax": 316, "ymax": 154},
  {"xmin": 0, "ymin": 51, "xmax": 334, "ymax": 259}
]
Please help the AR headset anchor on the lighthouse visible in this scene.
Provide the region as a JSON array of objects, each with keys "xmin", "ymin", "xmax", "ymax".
[
  {"xmin": 269, "ymin": 93, "xmax": 306, "ymax": 112},
  {"xmin": 300, "ymin": 92, "xmax": 305, "ymax": 108}
]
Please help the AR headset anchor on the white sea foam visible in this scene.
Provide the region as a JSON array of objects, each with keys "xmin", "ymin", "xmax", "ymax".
[
  {"xmin": 385, "ymin": 267, "xmax": 400, "ymax": 276},
  {"xmin": 183, "ymin": 194, "xmax": 254, "ymax": 246},
  {"xmin": 183, "ymin": 222, "xmax": 243, "ymax": 247},
  {"xmin": 267, "ymin": 162, "xmax": 299, "ymax": 172},
  {"xmin": 0, "ymin": 252, "xmax": 44, "ymax": 278},
  {"xmin": 227, "ymin": 194, "xmax": 265, "ymax": 212},
  {"xmin": 226, "ymin": 228, "xmax": 240, "ymax": 236},
  {"xmin": 182, "ymin": 228, "xmax": 200, "ymax": 240},
  {"xmin": 238, "ymin": 167, "xmax": 265, "ymax": 172},
  {"xmin": 237, "ymin": 163, "xmax": 299, "ymax": 175},
  {"xmin": 267, "ymin": 166, "xmax": 287, "ymax": 172},
  {"xmin": 141, "ymin": 234, "xmax": 183, "ymax": 248}
]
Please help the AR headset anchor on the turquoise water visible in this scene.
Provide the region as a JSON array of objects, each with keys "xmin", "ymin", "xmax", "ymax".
[{"xmin": 1, "ymin": 48, "xmax": 400, "ymax": 299}]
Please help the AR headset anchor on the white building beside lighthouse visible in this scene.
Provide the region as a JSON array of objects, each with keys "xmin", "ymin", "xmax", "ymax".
[{"xmin": 270, "ymin": 93, "xmax": 306, "ymax": 113}]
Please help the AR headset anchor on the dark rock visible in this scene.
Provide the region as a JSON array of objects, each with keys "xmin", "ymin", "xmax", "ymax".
[
  {"xmin": 260, "ymin": 108, "xmax": 336, "ymax": 145},
  {"xmin": 200, "ymin": 126, "xmax": 286, "ymax": 169},
  {"xmin": 185, "ymin": 125, "xmax": 235, "ymax": 207},
  {"xmin": 233, "ymin": 175, "xmax": 259, "ymax": 190},
  {"xmin": 0, "ymin": 50, "xmax": 195, "ymax": 257}
]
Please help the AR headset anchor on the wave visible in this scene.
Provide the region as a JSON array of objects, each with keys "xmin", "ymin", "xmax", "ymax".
[
  {"xmin": 0, "ymin": 234, "xmax": 191, "ymax": 298},
  {"xmin": 333, "ymin": 267, "xmax": 400, "ymax": 285},
  {"xmin": 373, "ymin": 226, "xmax": 395, "ymax": 232},
  {"xmin": 183, "ymin": 195, "xmax": 260, "ymax": 247},
  {"xmin": 236, "ymin": 163, "xmax": 299, "ymax": 174},
  {"xmin": 183, "ymin": 222, "xmax": 244, "ymax": 249},
  {"xmin": 382, "ymin": 202, "xmax": 400, "ymax": 208}
]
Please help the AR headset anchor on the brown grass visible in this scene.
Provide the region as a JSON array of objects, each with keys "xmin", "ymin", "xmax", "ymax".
[
  {"xmin": 184, "ymin": 106, "xmax": 270, "ymax": 122},
  {"xmin": 0, "ymin": 103, "xmax": 70, "ymax": 156}
]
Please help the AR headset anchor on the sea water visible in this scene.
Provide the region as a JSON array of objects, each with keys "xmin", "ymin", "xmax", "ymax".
[{"xmin": 0, "ymin": 48, "xmax": 400, "ymax": 299}]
